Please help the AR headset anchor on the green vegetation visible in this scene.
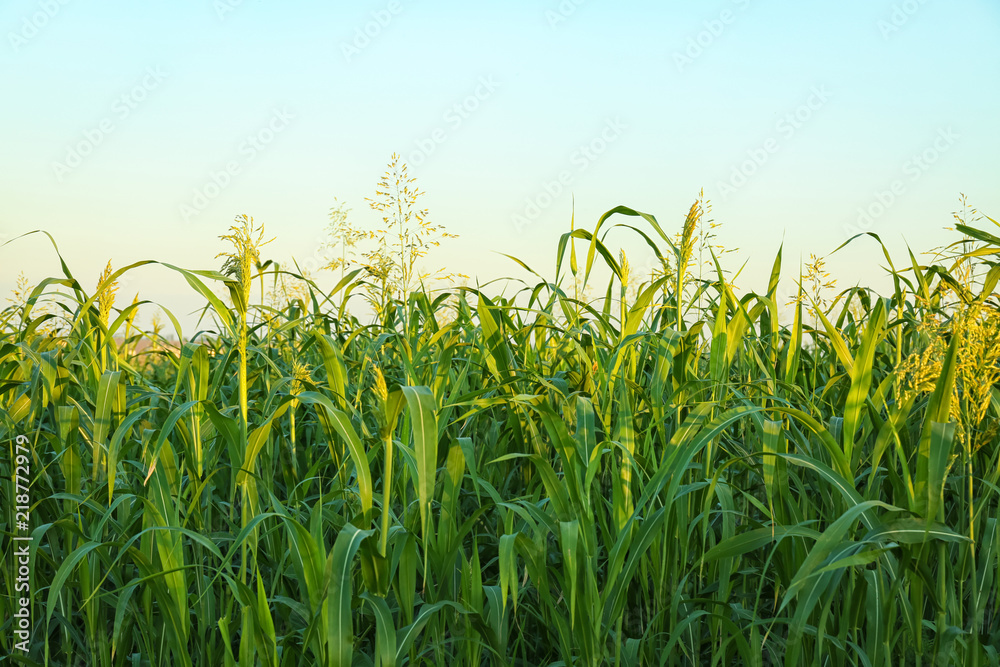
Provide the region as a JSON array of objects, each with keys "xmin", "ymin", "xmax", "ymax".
[{"xmin": 2, "ymin": 191, "xmax": 1000, "ymax": 666}]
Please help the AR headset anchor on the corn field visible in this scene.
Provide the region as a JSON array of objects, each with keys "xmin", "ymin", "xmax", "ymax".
[{"xmin": 3, "ymin": 202, "xmax": 1000, "ymax": 666}]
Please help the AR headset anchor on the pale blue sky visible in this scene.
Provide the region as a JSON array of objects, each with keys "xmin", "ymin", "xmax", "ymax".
[{"xmin": 2, "ymin": 0, "xmax": 999, "ymax": 330}]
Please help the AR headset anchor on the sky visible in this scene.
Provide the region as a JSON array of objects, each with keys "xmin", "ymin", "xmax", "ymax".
[{"xmin": 2, "ymin": 0, "xmax": 999, "ymax": 333}]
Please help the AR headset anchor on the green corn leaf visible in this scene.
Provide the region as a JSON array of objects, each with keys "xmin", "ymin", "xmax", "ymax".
[
  {"xmin": 843, "ymin": 298, "xmax": 886, "ymax": 465},
  {"xmin": 401, "ymin": 385, "xmax": 439, "ymax": 552},
  {"xmin": 328, "ymin": 524, "xmax": 374, "ymax": 667},
  {"xmin": 91, "ymin": 369, "xmax": 120, "ymax": 479}
]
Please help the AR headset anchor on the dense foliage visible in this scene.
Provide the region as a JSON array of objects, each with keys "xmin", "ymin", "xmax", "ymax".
[{"xmin": 2, "ymin": 202, "xmax": 1000, "ymax": 666}]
